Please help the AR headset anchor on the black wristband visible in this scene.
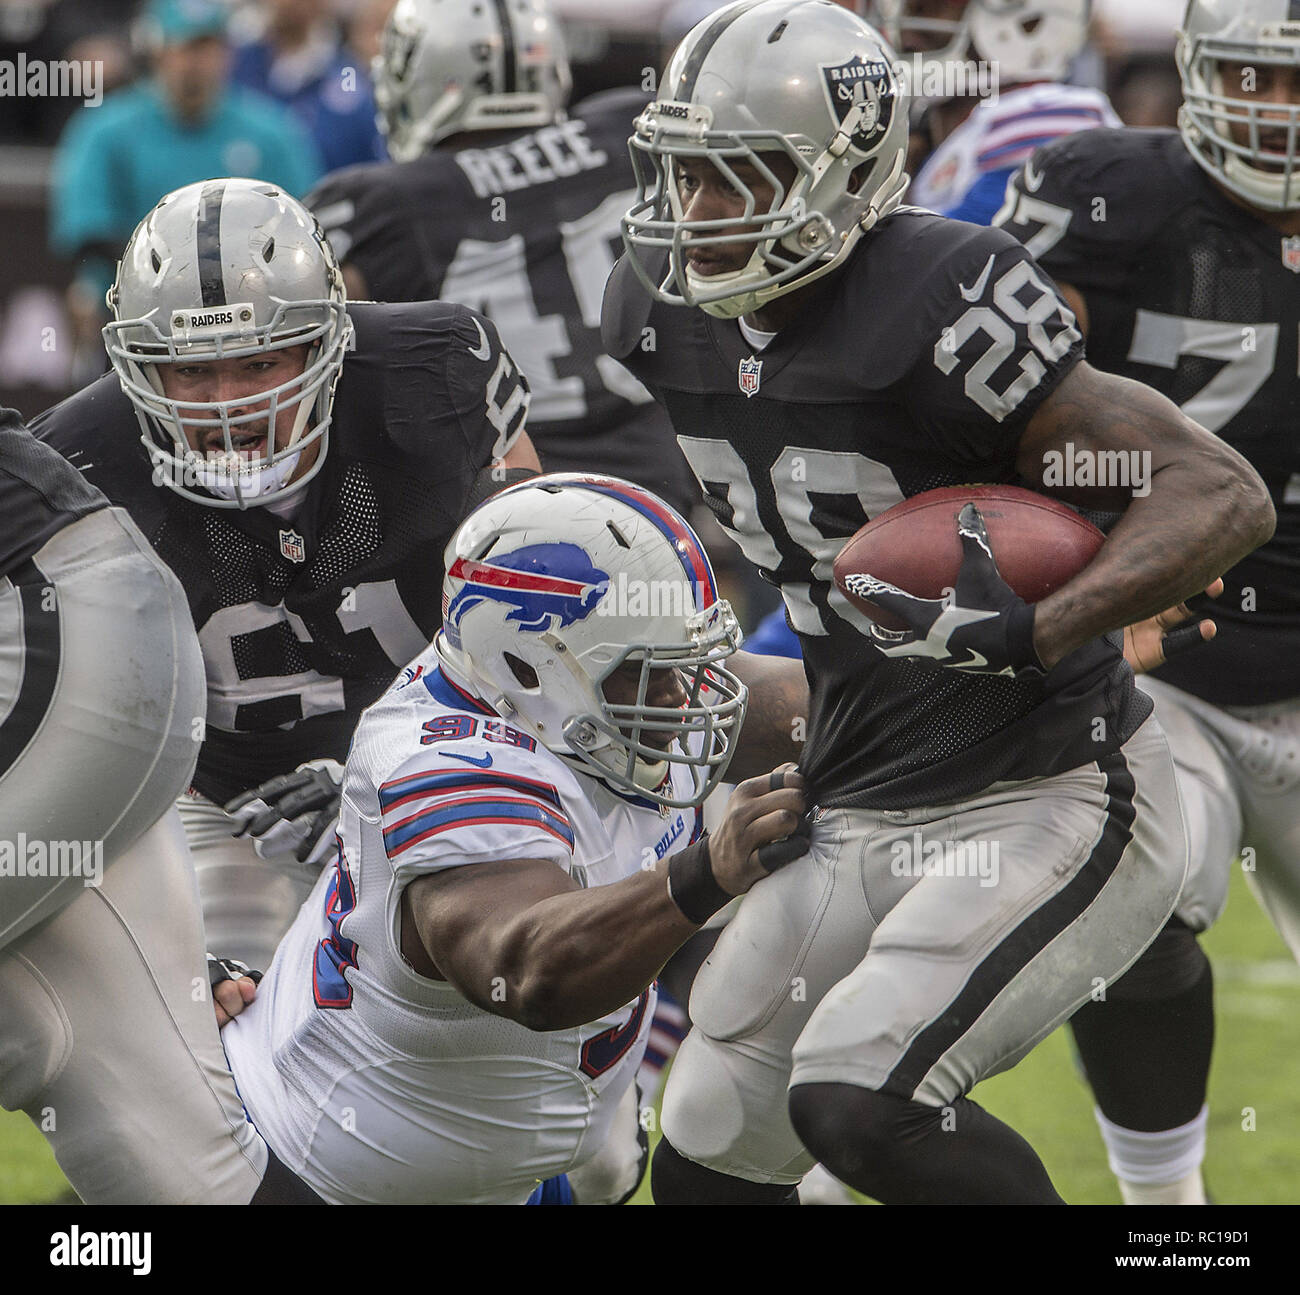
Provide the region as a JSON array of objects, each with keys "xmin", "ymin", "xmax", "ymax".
[
  {"xmin": 666, "ymin": 836, "xmax": 732, "ymax": 926},
  {"xmin": 1006, "ymin": 600, "xmax": 1044, "ymax": 674}
]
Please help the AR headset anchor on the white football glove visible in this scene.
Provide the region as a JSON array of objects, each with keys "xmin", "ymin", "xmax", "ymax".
[{"xmin": 225, "ymin": 758, "xmax": 344, "ymax": 868}]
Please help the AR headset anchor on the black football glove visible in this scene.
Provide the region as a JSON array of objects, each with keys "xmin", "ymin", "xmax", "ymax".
[
  {"xmin": 844, "ymin": 503, "xmax": 1045, "ymax": 679},
  {"xmin": 207, "ymin": 953, "xmax": 263, "ymax": 989},
  {"xmin": 224, "ymin": 758, "xmax": 343, "ymax": 868}
]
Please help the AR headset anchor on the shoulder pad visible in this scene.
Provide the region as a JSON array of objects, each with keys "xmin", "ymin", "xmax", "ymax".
[{"xmin": 600, "ymin": 253, "xmax": 658, "ymax": 360}]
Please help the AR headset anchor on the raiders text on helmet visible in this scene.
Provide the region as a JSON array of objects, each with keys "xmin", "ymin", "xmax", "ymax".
[
  {"xmin": 622, "ymin": 0, "xmax": 910, "ymax": 319},
  {"xmin": 373, "ymin": 0, "xmax": 572, "ymax": 161},
  {"xmin": 437, "ymin": 474, "xmax": 747, "ymax": 809},
  {"xmin": 104, "ymin": 179, "xmax": 352, "ymax": 509}
]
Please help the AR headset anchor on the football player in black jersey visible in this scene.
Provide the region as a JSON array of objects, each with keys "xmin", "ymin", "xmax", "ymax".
[
  {"xmin": 994, "ymin": 0, "xmax": 1300, "ymax": 1206},
  {"xmin": 33, "ymin": 178, "xmax": 540, "ymax": 971},
  {"xmin": 304, "ymin": 0, "xmax": 695, "ymax": 513},
  {"xmin": 0, "ymin": 410, "xmax": 287, "ymax": 1202},
  {"xmin": 602, "ymin": 0, "xmax": 1273, "ymax": 1204}
]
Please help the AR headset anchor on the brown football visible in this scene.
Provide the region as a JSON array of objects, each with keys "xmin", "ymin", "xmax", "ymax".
[{"xmin": 833, "ymin": 485, "xmax": 1105, "ymax": 632}]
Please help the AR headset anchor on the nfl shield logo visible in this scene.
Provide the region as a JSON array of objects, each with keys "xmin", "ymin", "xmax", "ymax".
[
  {"xmin": 738, "ymin": 355, "xmax": 763, "ymax": 398},
  {"xmin": 279, "ymin": 529, "xmax": 306, "ymax": 563},
  {"xmin": 1283, "ymin": 236, "xmax": 1300, "ymax": 274}
]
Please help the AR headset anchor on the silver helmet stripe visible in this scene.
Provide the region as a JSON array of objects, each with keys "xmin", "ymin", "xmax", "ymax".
[{"xmin": 196, "ymin": 181, "xmax": 227, "ymax": 308}]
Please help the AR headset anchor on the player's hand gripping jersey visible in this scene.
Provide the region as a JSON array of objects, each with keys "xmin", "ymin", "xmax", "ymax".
[{"xmin": 221, "ymin": 649, "xmax": 703, "ymax": 1204}]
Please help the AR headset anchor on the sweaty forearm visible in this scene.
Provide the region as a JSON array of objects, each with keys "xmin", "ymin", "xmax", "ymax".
[
  {"xmin": 1025, "ymin": 378, "xmax": 1274, "ymax": 668},
  {"xmin": 727, "ymin": 649, "xmax": 810, "ymax": 780}
]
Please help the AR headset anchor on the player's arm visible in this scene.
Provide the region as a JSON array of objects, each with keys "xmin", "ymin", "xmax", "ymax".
[
  {"xmin": 1017, "ymin": 362, "xmax": 1274, "ymax": 668},
  {"xmin": 305, "ymin": 173, "xmax": 388, "ymax": 304},
  {"xmin": 500, "ymin": 428, "xmax": 541, "ymax": 472},
  {"xmin": 341, "ymin": 262, "xmax": 369, "ymax": 300},
  {"xmin": 400, "ymin": 769, "xmax": 804, "ymax": 1031},
  {"xmin": 725, "ymin": 650, "xmax": 809, "ymax": 781}
]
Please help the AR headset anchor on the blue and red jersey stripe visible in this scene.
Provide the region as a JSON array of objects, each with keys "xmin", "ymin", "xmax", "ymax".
[
  {"xmin": 383, "ymin": 795, "xmax": 575, "ymax": 856},
  {"xmin": 379, "ymin": 767, "xmax": 564, "ymax": 814}
]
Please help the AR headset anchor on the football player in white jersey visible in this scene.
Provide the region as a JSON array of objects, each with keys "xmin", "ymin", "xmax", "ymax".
[
  {"xmin": 219, "ymin": 475, "xmax": 807, "ymax": 1204},
  {"xmin": 875, "ymin": 0, "xmax": 1120, "ymax": 222}
]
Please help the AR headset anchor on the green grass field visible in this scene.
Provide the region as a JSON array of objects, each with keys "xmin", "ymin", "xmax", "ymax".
[{"xmin": 3, "ymin": 866, "xmax": 1296, "ymax": 1205}]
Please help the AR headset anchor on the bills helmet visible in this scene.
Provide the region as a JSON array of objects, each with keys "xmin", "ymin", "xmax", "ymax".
[
  {"xmin": 104, "ymin": 179, "xmax": 352, "ymax": 509},
  {"xmin": 622, "ymin": 0, "xmax": 910, "ymax": 319},
  {"xmin": 437, "ymin": 474, "xmax": 747, "ymax": 808},
  {"xmin": 373, "ymin": 0, "xmax": 572, "ymax": 161}
]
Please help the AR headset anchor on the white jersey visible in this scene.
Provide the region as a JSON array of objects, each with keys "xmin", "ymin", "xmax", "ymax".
[
  {"xmin": 911, "ymin": 83, "xmax": 1120, "ymax": 224},
  {"xmin": 222, "ymin": 647, "xmax": 702, "ymax": 1204}
]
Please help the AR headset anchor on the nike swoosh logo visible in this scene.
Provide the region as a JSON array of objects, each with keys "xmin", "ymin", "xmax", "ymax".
[
  {"xmin": 959, "ymin": 253, "xmax": 996, "ymax": 303},
  {"xmin": 468, "ymin": 318, "xmax": 492, "ymax": 362},
  {"xmin": 1022, "ymin": 158, "xmax": 1045, "ymax": 193},
  {"xmin": 444, "ymin": 750, "xmax": 494, "ymax": 768}
]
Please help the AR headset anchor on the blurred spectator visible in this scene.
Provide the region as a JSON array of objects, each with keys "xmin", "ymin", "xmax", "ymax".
[
  {"xmin": 1092, "ymin": 0, "xmax": 1182, "ymax": 53},
  {"xmin": 553, "ymin": 0, "xmax": 664, "ymax": 100},
  {"xmin": 1109, "ymin": 55, "xmax": 1183, "ymax": 128},
  {"xmin": 230, "ymin": 0, "xmax": 386, "ymax": 172},
  {"xmin": 1093, "ymin": 0, "xmax": 1182, "ymax": 128},
  {"xmin": 0, "ymin": 0, "xmax": 135, "ymax": 144},
  {"xmin": 49, "ymin": 0, "xmax": 322, "ymax": 377},
  {"xmin": 342, "ymin": 0, "xmax": 396, "ymax": 65}
]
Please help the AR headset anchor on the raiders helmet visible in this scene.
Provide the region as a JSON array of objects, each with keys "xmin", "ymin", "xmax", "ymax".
[
  {"xmin": 1179, "ymin": 0, "xmax": 1300, "ymax": 211},
  {"xmin": 622, "ymin": 0, "xmax": 910, "ymax": 319},
  {"xmin": 104, "ymin": 179, "xmax": 352, "ymax": 509},
  {"xmin": 373, "ymin": 0, "xmax": 572, "ymax": 161},
  {"xmin": 437, "ymin": 474, "xmax": 747, "ymax": 809}
]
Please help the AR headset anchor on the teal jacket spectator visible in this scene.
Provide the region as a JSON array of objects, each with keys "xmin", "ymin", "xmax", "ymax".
[
  {"xmin": 51, "ymin": 81, "xmax": 321, "ymax": 274},
  {"xmin": 50, "ymin": 0, "xmax": 322, "ymax": 350}
]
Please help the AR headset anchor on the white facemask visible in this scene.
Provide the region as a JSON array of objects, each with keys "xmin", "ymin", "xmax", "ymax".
[{"xmin": 189, "ymin": 444, "xmax": 307, "ymax": 504}]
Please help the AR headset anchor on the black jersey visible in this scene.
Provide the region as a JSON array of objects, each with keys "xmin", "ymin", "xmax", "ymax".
[
  {"xmin": 31, "ymin": 301, "xmax": 526, "ymax": 804},
  {"xmin": 604, "ymin": 210, "xmax": 1146, "ymax": 810},
  {"xmin": 0, "ymin": 408, "xmax": 107, "ymax": 580},
  {"xmin": 996, "ymin": 127, "xmax": 1300, "ymax": 705},
  {"xmin": 306, "ymin": 89, "xmax": 694, "ymax": 511}
]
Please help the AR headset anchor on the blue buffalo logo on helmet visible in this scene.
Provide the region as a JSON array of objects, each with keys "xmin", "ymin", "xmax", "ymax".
[
  {"xmin": 819, "ymin": 54, "xmax": 895, "ymax": 153},
  {"xmin": 445, "ymin": 543, "xmax": 610, "ymax": 636}
]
